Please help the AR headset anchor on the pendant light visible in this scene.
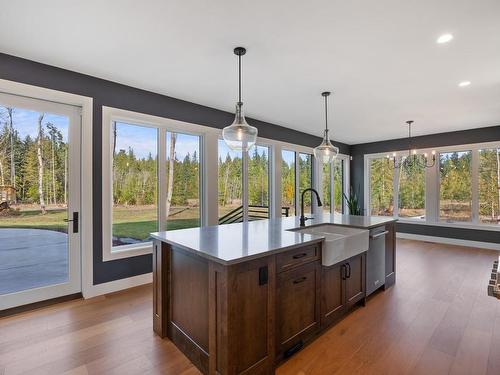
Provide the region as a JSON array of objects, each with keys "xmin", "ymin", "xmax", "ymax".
[
  {"xmin": 314, "ymin": 91, "xmax": 339, "ymax": 163},
  {"xmin": 222, "ymin": 47, "xmax": 258, "ymax": 152}
]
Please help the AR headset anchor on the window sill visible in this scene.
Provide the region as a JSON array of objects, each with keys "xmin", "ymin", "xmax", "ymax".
[
  {"xmin": 396, "ymin": 218, "xmax": 500, "ymax": 232},
  {"xmin": 103, "ymin": 242, "xmax": 153, "ymax": 262}
]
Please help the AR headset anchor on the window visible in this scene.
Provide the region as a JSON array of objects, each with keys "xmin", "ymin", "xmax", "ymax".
[
  {"xmin": 322, "ymin": 162, "xmax": 332, "ymax": 213},
  {"xmin": 322, "ymin": 158, "xmax": 345, "ymax": 215},
  {"xmin": 166, "ymin": 132, "xmax": 201, "ymax": 230},
  {"xmin": 248, "ymin": 145, "xmax": 270, "ymax": 219},
  {"xmin": 333, "ymin": 159, "xmax": 344, "ymax": 214},
  {"xmin": 218, "ymin": 140, "xmax": 242, "ymax": 221},
  {"xmin": 218, "ymin": 141, "xmax": 273, "ymax": 223},
  {"xmin": 439, "ymin": 151, "xmax": 472, "ymax": 222},
  {"xmin": 370, "ymin": 157, "xmax": 394, "ymax": 216},
  {"xmin": 103, "ymin": 107, "xmax": 206, "ymax": 260},
  {"xmin": 299, "ymin": 153, "xmax": 313, "ymax": 214},
  {"xmin": 479, "ymin": 148, "xmax": 500, "ymax": 225},
  {"xmin": 397, "ymin": 156, "xmax": 425, "ymax": 219},
  {"xmin": 281, "ymin": 150, "xmax": 296, "ymax": 216},
  {"xmin": 366, "ymin": 144, "xmax": 500, "ymax": 229},
  {"xmin": 112, "ymin": 122, "xmax": 158, "ymax": 247}
]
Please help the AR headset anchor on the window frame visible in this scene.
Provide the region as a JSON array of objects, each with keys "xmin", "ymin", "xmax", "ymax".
[
  {"xmin": 438, "ymin": 149, "xmax": 473, "ymax": 224},
  {"xmin": 364, "ymin": 140, "xmax": 500, "ymax": 232},
  {"xmin": 280, "ymin": 148, "xmax": 298, "ymax": 216},
  {"xmin": 247, "ymin": 142, "xmax": 273, "ymax": 219},
  {"xmin": 320, "ymin": 154, "xmax": 349, "ymax": 215},
  {"xmin": 102, "ymin": 107, "xmax": 214, "ymax": 261},
  {"xmin": 217, "ymin": 139, "xmax": 274, "ymax": 222}
]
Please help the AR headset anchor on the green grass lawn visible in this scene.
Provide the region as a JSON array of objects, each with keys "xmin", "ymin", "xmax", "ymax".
[
  {"xmin": 0, "ymin": 206, "xmax": 200, "ymax": 240},
  {"xmin": 112, "ymin": 218, "xmax": 200, "ymax": 240}
]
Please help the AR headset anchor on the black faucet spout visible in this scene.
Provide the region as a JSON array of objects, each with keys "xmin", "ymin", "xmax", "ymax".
[{"xmin": 299, "ymin": 188, "xmax": 322, "ymax": 227}]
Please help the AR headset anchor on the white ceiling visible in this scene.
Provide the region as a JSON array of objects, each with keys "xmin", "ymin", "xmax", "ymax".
[{"xmin": 1, "ymin": 0, "xmax": 499, "ymax": 144}]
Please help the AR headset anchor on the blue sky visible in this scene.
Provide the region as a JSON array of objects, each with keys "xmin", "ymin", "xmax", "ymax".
[
  {"xmin": 115, "ymin": 122, "xmax": 200, "ymax": 160},
  {"xmin": 282, "ymin": 150, "xmax": 295, "ymax": 166},
  {"xmin": 2, "ymin": 109, "xmax": 280, "ymax": 163},
  {"xmin": 1, "ymin": 106, "xmax": 68, "ymax": 142}
]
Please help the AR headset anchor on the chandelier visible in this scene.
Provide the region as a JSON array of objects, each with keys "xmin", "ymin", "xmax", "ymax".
[{"xmin": 387, "ymin": 121, "xmax": 436, "ymax": 169}]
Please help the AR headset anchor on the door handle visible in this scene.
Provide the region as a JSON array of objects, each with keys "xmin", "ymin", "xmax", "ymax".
[
  {"xmin": 292, "ymin": 253, "xmax": 307, "ymax": 259},
  {"xmin": 346, "ymin": 262, "xmax": 351, "ymax": 278},
  {"xmin": 64, "ymin": 212, "xmax": 79, "ymax": 233},
  {"xmin": 341, "ymin": 264, "xmax": 347, "ymax": 280}
]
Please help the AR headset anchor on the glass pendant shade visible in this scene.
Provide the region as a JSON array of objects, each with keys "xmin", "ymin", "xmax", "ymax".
[
  {"xmin": 222, "ymin": 102, "xmax": 258, "ymax": 152},
  {"xmin": 314, "ymin": 91, "xmax": 338, "ymax": 164},
  {"xmin": 314, "ymin": 129, "xmax": 339, "ymax": 163},
  {"xmin": 222, "ymin": 46, "xmax": 258, "ymax": 152}
]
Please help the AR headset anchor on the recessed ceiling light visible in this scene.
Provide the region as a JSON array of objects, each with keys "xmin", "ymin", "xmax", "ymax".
[
  {"xmin": 458, "ymin": 81, "xmax": 471, "ymax": 87},
  {"xmin": 437, "ymin": 33, "xmax": 453, "ymax": 44}
]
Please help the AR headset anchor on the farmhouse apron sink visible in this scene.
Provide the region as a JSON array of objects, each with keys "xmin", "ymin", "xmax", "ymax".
[{"xmin": 289, "ymin": 224, "xmax": 369, "ymax": 266}]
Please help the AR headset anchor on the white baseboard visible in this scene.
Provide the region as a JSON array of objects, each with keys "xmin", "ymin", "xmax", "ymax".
[
  {"xmin": 397, "ymin": 232, "xmax": 500, "ymax": 251},
  {"xmin": 82, "ymin": 273, "xmax": 152, "ymax": 299}
]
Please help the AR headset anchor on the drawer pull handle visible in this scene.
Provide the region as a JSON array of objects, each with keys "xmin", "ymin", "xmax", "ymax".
[
  {"xmin": 293, "ymin": 276, "xmax": 307, "ymax": 284},
  {"xmin": 370, "ymin": 230, "xmax": 389, "ymax": 239},
  {"xmin": 293, "ymin": 253, "xmax": 307, "ymax": 259}
]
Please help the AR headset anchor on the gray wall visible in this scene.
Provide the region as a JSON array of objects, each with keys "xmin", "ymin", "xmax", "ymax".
[
  {"xmin": 350, "ymin": 125, "xmax": 500, "ymax": 243},
  {"xmin": 0, "ymin": 53, "xmax": 350, "ymax": 284}
]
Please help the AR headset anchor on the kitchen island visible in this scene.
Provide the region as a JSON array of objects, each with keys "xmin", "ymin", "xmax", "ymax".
[{"xmin": 151, "ymin": 214, "xmax": 396, "ymax": 375}]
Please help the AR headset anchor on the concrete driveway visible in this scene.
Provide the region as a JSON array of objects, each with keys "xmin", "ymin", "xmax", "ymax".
[{"xmin": 0, "ymin": 228, "xmax": 68, "ymax": 295}]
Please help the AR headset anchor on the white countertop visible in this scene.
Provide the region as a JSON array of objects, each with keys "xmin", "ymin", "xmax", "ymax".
[{"xmin": 151, "ymin": 213, "xmax": 396, "ymax": 265}]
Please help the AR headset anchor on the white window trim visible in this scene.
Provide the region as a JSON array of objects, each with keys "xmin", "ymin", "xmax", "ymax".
[
  {"xmin": 102, "ymin": 106, "xmax": 218, "ymax": 261},
  {"xmin": 364, "ymin": 140, "xmax": 500, "ymax": 232},
  {"xmin": 217, "ymin": 139, "xmax": 274, "ymax": 222},
  {"xmin": 318, "ymin": 154, "xmax": 350, "ymax": 215}
]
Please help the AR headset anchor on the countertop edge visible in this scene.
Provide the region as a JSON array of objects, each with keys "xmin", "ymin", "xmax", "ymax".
[{"xmin": 150, "ymin": 234, "xmax": 324, "ymax": 265}]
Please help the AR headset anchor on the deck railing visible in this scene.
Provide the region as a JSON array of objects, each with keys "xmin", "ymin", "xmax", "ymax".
[{"xmin": 218, "ymin": 205, "xmax": 290, "ymax": 225}]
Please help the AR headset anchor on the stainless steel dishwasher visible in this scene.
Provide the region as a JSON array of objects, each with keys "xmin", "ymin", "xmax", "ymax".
[{"xmin": 366, "ymin": 226, "xmax": 388, "ymax": 296}]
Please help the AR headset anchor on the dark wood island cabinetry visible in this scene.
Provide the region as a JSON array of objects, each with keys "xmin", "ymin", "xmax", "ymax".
[{"xmin": 152, "ymin": 215, "xmax": 396, "ymax": 374}]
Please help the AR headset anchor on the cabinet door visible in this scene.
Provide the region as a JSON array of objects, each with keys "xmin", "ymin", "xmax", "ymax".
[
  {"xmin": 345, "ymin": 253, "xmax": 366, "ymax": 309},
  {"xmin": 277, "ymin": 261, "xmax": 320, "ymax": 357},
  {"xmin": 384, "ymin": 223, "xmax": 396, "ymax": 289},
  {"xmin": 225, "ymin": 256, "xmax": 276, "ymax": 375},
  {"xmin": 320, "ymin": 261, "xmax": 346, "ymax": 328}
]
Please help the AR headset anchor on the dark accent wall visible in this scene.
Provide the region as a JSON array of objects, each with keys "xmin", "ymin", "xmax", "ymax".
[
  {"xmin": 0, "ymin": 53, "xmax": 350, "ymax": 284},
  {"xmin": 350, "ymin": 125, "xmax": 500, "ymax": 244}
]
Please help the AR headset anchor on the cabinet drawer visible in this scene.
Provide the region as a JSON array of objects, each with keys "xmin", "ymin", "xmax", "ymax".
[{"xmin": 276, "ymin": 243, "xmax": 320, "ymax": 273}]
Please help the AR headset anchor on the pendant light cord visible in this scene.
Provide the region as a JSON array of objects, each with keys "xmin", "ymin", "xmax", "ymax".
[
  {"xmin": 407, "ymin": 121, "xmax": 412, "ymax": 154},
  {"xmin": 324, "ymin": 94, "xmax": 328, "ymax": 132},
  {"xmin": 238, "ymin": 54, "xmax": 242, "ymax": 105}
]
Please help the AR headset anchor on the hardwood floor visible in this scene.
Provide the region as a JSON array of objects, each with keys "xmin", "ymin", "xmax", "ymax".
[{"xmin": 1, "ymin": 239, "xmax": 499, "ymax": 375}]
